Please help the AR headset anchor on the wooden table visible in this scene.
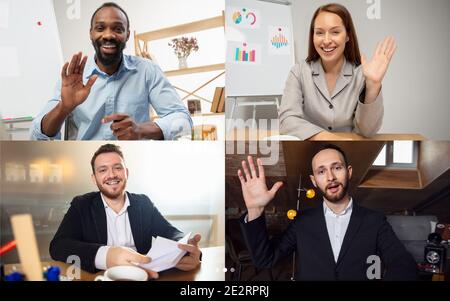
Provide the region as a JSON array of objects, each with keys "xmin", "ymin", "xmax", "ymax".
[
  {"xmin": 226, "ymin": 129, "xmax": 425, "ymax": 141},
  {"xmin": 4, "ymin": 246, "xmax": 224, "ymax": 281}
]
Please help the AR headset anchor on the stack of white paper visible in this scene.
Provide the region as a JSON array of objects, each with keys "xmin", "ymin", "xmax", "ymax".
[{"xmin": 140, "ymin": 232, "xmax": 191, "ymax": 272}]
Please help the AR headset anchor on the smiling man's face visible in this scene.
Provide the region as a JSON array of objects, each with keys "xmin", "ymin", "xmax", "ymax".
[
  {"xmin": 90, "ymin": 6, "xmax": 130, "ymax": 67},
  {"xmin": 91, "ymin": 152, "xmax": 128, "ymax": 200},
  {"xmin": 310, "ymin": 148, "xmax": 352, "ymax": 203}
]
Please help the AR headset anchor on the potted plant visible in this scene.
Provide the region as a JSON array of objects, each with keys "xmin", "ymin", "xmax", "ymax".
[{"xmin": 168, "ymin": 36, "xmax": 199, "ymax": 69}]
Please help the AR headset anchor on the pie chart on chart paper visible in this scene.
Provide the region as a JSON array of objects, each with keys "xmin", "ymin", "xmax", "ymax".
[{"xmin": 232, "ymin": 12, "xmax": 242, "ymax": 24}]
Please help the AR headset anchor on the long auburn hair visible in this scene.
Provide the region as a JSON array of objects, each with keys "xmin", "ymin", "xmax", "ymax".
[{"xmin": 306, "ymin": 3, "xmax": 361, "ymax": 66}]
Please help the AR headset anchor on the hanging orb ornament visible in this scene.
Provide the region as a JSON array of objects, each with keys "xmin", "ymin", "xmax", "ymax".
[
  {"xmin": 291, "ymin": 172, "xmax": 316, "ymax": 221},
  {"xmin": 287, "ymin": 209, "xmax": 297, "ymax": 220},
  {"xmin": 306, "ymin": 189, "xmax": 315, "ymax": 199}
]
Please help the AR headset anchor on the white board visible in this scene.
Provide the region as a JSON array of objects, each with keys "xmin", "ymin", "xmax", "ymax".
[
  {"xmin": 225, "ymin": 0, "xmax": 295, "ymax": 97},
  {"xmin": 0, "ymin": 0, "xmax": 63, "ymax": 119}
]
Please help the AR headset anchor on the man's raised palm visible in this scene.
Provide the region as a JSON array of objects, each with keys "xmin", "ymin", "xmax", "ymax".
[
  {"xmin": 61, "ymin": 52, "xmax": 97, "ymax": 112},
  {"xmin": 238, "ymin": 156, "xmax": 283, "ymax": 216}
]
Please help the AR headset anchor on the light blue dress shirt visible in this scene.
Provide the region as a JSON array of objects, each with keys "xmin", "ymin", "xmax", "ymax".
[{"xmin": 30, "ymin": 55, "xmax": 192, "ymax": 140}]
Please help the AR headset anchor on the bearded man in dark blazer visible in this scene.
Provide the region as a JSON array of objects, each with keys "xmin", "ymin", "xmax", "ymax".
[{"xmin": 238, "ymin": 144, "xmax": 417, "ymax": 281}]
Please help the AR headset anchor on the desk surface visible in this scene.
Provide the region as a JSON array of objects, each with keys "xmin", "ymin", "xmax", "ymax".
[
  {"xmin": 5, "ymin": 246, "xmax": 224, "ymax": 282},
  {"xmin": 226, "ymin": 129, "xmax": 426, "ymax": 141}
]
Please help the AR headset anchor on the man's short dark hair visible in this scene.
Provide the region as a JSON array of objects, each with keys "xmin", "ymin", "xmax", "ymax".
[
  {"xmin": 90, "ymin": 2, "xmax": 130, "ymax": 31},
  {"xmin": 312, "ymin": 144, "xmax": 349, "ymax": 167},
  {"xmin": 91, "ymin": 144, "xmax": 124, "ymax": 173}
]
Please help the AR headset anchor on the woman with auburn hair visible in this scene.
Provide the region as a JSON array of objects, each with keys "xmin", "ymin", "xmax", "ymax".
[{"xmin": 279, "ymin": 3, "xmax": 396, "ymax": 140}]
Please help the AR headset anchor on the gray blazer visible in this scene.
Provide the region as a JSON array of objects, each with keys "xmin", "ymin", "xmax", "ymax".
[{"xmin": 279, "ymin": 59, "xmax": 383, "ymax": 140}]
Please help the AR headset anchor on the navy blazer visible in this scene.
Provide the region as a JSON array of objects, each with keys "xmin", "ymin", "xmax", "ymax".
[
  {"xmin": 240, "ymin": 203, "xmax": 418, "ymax": 281},
  {"xmin": 49, "ymin": 192, "xmax": 183, "ymax": 273}
]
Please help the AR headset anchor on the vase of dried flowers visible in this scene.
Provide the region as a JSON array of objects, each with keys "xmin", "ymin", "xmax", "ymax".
[
  {"xmin": 168, "ymin": 36, "xmax": 199, "ymax": 69},
  {"xmin": 178, "ymin": 57, "xmax": 188, "ymax": 69}
]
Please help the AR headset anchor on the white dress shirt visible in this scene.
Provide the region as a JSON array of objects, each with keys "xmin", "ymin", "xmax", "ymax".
[
  {"xmin": 323, "ymin": 199, "xmax": 353, "ymax": 263},
  {"xmin": 94, "ymin": 193, "xmax": 136, "ymax": 270}
]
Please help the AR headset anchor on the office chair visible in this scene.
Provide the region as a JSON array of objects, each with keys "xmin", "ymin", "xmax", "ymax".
[{"xmin": 63, "ymin": 114, "xmax": 78, "ymax": 141}]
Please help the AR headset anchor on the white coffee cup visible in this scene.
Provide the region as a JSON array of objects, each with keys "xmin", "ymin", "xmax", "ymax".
[{"xmin": 95, "ymin": 266, "xmax": 148, "ymax": 281}]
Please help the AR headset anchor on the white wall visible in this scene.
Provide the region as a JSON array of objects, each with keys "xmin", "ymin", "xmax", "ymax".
[
  {"xmin": 291, "ymin": 0, "xmax": 450, "ymax": 140},
  {"xmin": 53, "ymin": 0, "xmax": 225, "ymax": 114}
]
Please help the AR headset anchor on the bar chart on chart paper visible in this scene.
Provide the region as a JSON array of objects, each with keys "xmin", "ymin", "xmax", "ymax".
[
  {"xmin": 235, "ymin": 47, "xmax": 255, "ymax": 62},
  {"xmin": 268, "ymin": 26, "xmax": 291, "ymax": 55},
  {"xmin": 270, "ymin": 31, "xmax": 288, "ymax": 49},
  {"xmin": 233, "ymin": 42, "xmax": 260, "ymax": 64}
]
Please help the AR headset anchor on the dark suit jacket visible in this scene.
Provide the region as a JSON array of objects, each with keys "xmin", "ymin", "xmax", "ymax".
[
  {"xmin": 50, "ymin": 192, "xmax": 183, "ymax": 273},
  {"xmin": 240, "ymin": 203, "xmax": 418, "ymax": 281}
]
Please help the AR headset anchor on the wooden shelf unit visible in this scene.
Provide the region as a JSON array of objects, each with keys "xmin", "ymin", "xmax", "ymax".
[
  {"xmin": 164, "ymin": 63, "xmax": 225, "ymax": 77},
  {"xmin": 134, "ymin": 14, "xmax": 225, "ymax": 73},
  {"xmin": 134, "ymin": 14, "xmax": 226, "ymax": 106}
]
